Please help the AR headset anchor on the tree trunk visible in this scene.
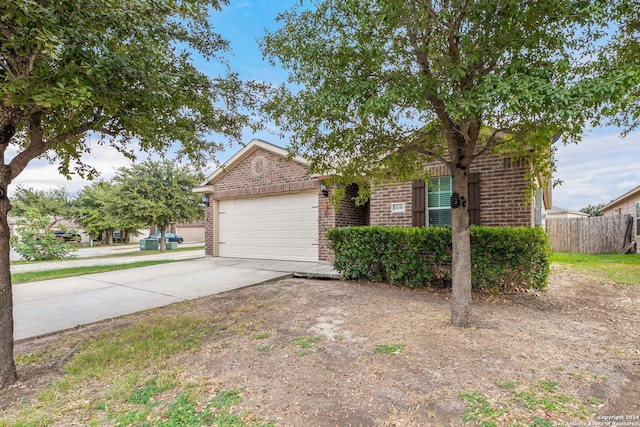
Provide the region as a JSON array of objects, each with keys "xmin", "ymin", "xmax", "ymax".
[
  {"xmin": 0, "ymin": 193, "xmax": 18, "ymax": 388},
  {"xmin": 159, "ymin": 226, "xmax": 166, "ymax": 252},
  {"xmin": 450, "ymin": 166, "xmax": 472, "ymax": 327}
]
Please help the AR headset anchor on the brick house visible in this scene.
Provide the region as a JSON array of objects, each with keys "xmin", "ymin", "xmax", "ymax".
[
  {"xmin": 601, "ymin": 184, "xmax": 640, "ymax": 253},
  {"xmin": 194, "ymin": 139, "xmax": 551, "ymax": 262}
]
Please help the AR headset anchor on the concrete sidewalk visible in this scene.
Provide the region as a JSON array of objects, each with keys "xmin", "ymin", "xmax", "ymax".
[{"xmin": 13, "ymin": 256, "xmax": 340, "ymax": 341}]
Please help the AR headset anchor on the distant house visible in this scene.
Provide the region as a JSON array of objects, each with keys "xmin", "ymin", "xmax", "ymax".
[
  {"xmin": 546, "ymin": 206, "xmax": 589, "ymax": 220},
  {"xmin": 601, "ymin": 185, "xmax": 640, "ymax": 253},
  {"xmin": 194, "ymin": 139, "xmax": 551, "ymax": 262}
]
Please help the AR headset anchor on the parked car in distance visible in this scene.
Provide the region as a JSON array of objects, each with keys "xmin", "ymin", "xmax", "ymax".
[
  {"xmin": 147, "ymin": 232, "xmax": 184, "ymax": 243},
  {"xmin": 54, "ymin": 230, "xmax": 81, "ymax": 242}
]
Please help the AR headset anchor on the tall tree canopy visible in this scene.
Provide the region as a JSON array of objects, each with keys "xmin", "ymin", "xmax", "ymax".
[
  {"xmin": 605, "ymin": 0, "xmax": 640, "ymax": 132},
  {"xmin": 0, "ymin": 0, "xmax": 254, "ymax": 387},
  {"xmin": 262, "ymin": 0, "xmax": 630, "ymax": 327},
  {"xmin": 73, "ymin": 181, "xmax": 133, "ymax": 243},
  {"xmin": 10, "ymin": 186, "xmax": 73, "ymax": 226},
  {"xmin": 112, "ymin": 160, "xmax": 204, "ymax": 251},
  {"xmin": 579, "ymin": 203, "xmax": 606, "ymax": 217}
]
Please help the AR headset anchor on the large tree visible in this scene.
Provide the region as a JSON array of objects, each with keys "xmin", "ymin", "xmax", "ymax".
[
  {"xmin": 604, "ymin": 0, "xmax": 640, "ymax": 133},
  {"xmin": 10, "ymin": 186, "xmax": 74, "ymax": 227},
  {"xmin": 73, "ymin": 181, "xmax": 138, "ymax": 244},
  {"xmin": 579, "ymin": 203, "xmax": 606, "ymax": 217},
  {"xmin": 262, "ymin": 0, "xmax": 624, "ymax": 327},
  {"xmin": 111, "ymin": 160, "xmax": 204, "ymax": 251},
  {"xmin": 0, "ymin": 0, "xmax": 253, "ymax": 387}
]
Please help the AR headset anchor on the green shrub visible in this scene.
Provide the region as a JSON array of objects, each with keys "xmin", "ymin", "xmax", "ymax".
[
  {"xmin": 327, "ymin": 225, "xmax": 550, "ymax": 291},
  {"xmin": 10, "ymin": 210, "xmax": 78, "ymax": 261}
]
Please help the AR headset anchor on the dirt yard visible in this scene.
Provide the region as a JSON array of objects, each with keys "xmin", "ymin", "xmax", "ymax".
[{"xmin": 3, "ymin": 265, "xmax": 640, "ymax": 426}]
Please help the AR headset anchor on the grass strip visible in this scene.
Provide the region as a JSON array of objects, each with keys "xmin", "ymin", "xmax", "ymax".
[
  {"xmin": 11, "ymin": 260, "xmax": 178, "ymax": 284},
  {"xmin": 11, "ymin": 245, "xmax": 205, "ymax": 265},
  {"xmin": 551, "ymin": 252, "xmax": 640, "ymax": 285}
]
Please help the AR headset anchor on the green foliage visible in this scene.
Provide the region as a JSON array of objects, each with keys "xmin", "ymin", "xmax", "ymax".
[
  {"xmin": 72, "ymin": 181, "xmax": 136, "ymax": 241},
  {"xmin": 600, "ymin": 0, "xmax": 640, "ymax": 133},
  {"xmin": 551, "ymin": 252, "xmax": 640, "ymax": 285},
  {"xmin": 11, "ymin": 260, "xmax": 177, "ymax": 285},
  {"xmin": 579, "ymin": 203, "xmax": 605, "ymax": 217},
  {"xmin": 0, "ymin": 0, "xmax": 260, "ymax": 386},
  {"xmin": 461, "ymin": 378, "xmax": 592, "ymax": 426},
  {"xmin": 10, "ymin": 186, "xmax": 74, "ymax": 223},
  {"xmin": 470, "ymin": 226, "xmax": 551, "ymax": 291},
  {"xmin": 116, "ymin": 387, "xmax": 273, "ymax": 427},
  {"xmin": 261, "ymin": 0, "xmax": 617, "ymax": 326},
  {"xmin": 111, "ymin": 160, "xmax": 204, "ymax": 233},
  {"xmin": 127, "ymin": 377, "xmax": 169, "ymax": 405},
  {"xmin": 292, "ymin": 336, "xmax": 322, "ymax": 349},
  {"xmin": 1, "ymin": 0, "xmax": 256, "ymax": 181},
  {"xmin": 261, "ymin": 0, "xmax": 618, "ymax": 186},
  {"xmin": 460, "ymin": 391, "xmax": 509, "ymax": 426},
  {"xmin": 9, "ymin": 210, "xmax": 77, "ymax": 261},
  {"xmin": 65, "ymin": 316, "xmax": 213, "ymax": 380},
  {"xmin": 373, "ymin": 344, "xmax": 406, "ymax": 355},
  {"xmin": 327, "ymin": 226, "xmax": 550, "ymax": 291}
]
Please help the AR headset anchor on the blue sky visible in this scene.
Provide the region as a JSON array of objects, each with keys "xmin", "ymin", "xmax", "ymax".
[{"xmin": 12, "ymin": 0, "xmax": 640, "ymax": 212}]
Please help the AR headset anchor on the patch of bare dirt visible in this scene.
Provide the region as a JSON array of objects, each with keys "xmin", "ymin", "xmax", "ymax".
[{"xmin": 3, "ymin": 265, "xmax": 640, "ymax": 426}]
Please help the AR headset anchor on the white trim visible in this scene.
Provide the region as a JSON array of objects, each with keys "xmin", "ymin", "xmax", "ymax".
[{"xmin": 427, "ymin": 176, "xmax": 452, "ymax": 227}]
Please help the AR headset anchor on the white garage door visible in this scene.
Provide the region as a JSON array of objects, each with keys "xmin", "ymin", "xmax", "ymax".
[{"xmin": 219, "ymin": 192, "xmax": 319, "ymax": 261}]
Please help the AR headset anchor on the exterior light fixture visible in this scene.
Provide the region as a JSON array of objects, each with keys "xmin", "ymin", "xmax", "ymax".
[
  {"xmin": 320, "ymin": 181, "xmax": 329, "ymax": 197},
  {"xmin": 201, "ymin": 194, "xmax": 210, "ymax": 207}
]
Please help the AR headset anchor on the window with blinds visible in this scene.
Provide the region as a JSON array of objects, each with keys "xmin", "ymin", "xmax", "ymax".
[{"xmin": 428, "ymin": 176, "xmax": 452, "ymax": 227}]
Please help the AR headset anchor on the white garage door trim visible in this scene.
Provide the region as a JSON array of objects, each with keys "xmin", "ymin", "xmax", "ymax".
[{"xmin": 218, "ymin": 191, "xmax": 319, "ymax": 261}]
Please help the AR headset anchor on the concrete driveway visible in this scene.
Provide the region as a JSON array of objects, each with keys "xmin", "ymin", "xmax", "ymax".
[{"xmin": 13, "ymin": 256, "xmax": 339, "ymax": 341}]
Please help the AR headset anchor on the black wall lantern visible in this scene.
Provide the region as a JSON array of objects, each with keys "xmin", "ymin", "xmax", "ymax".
[
  {"xmin": 201, "ymin": 194, "xmax": 210, "ymax": 207},
  {"xmin": 320, "ymin": 181, "xmax": 329, "ymax": 197},
  {"xmin": 450, "ymin": 192, "xmax": 466, "ymax": 209}
]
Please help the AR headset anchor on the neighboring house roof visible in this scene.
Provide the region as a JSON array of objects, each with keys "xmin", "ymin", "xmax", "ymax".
[
  {"xmin": 602, "ymin": 185, "xmax": 640, "ymax": 212},
  {"xmin": 194, "ymin": 139, "xmax": 308, "ymax": 192},
  {"xmin": 546, "ymin": 206, "xmax": 588, "ymax": 217}
]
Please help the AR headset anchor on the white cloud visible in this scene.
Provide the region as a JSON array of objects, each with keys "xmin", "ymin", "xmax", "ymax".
[
  {"xmin": 9, "ymin": 143, "xmax": 144, "ymax": 195},
  {"xmin": 553, "ymin": 127, "xmax": 640, "ymax": 210}
]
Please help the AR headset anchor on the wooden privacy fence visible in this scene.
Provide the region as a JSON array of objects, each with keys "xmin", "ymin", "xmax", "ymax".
[{"xmin": 546, "ymin": 215, "xmax": 634, "ymax": 254}]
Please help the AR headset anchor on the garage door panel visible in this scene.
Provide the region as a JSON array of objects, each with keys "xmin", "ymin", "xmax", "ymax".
[{"xmin": 219, "ymin": 192, "xmax": 318, "ymax": 261}]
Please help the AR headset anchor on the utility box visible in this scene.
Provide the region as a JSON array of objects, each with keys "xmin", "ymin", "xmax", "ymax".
[
  {"xmin": 165, "ymin": 241, "xmax": 178, "ymax": 250},
  {"xmin": 139, "ymin": 239, "xmax": 159, "ymax": 251}
]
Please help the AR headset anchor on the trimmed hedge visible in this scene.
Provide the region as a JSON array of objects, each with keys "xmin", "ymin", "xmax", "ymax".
[{"xmin": 327, "ymin": 226, "xmax": 550, "ymax": 292}]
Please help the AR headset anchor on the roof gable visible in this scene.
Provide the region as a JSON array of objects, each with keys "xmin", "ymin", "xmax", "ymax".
[{"xmin": 196, "ymin": 139, "xmax": 308, "ymax": 189}]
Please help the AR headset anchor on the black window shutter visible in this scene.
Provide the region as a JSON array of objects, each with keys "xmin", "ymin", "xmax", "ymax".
[
  {"xmin": 468, "ymin": 173, "xmax": 481, "ymax": 225},
  {"xmin": 412, "ymin": 180, "xmax": 426, "ymax": 227}
]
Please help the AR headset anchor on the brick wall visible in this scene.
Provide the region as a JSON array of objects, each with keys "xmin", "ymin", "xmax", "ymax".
[
  {"xmin": 202, "ymin": 145, "xmax": 537, "ymax": 261},
  {"xmin": 210, "ymin": 148, "xmax": 317, "ymax": 199},
  {"xmin": 475, "ymin": 157, "xmax": 533, "ymax": 226},
  {"xmin": 369, "ymin": 154, "xmax": 535, "ymax": 227},
  {"xmin": 318, "ymin": 184, "xmax": 368, "ymax": 261},
  {"xmin": 204, "ymin": 195, "xmax": 213, "ymax": 256},
  {"xmin": 336, "ymin": 184, "xmax": 369, "ymax": 227},
  {"xmin": 203, "ymin": 147, "xmax": 322, "ymax": 258},
  {"xmin": 369, "ymin": 182, "xmax": 413, "ymax": 226}
]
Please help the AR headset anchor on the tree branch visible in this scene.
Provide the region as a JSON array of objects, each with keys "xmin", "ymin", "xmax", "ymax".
[
  {"xmin": 448, "ymin": 0, "xmax": 470, "ymax": 89},
  {"xmin": 9, "ymin": 113, "xmax": 107, "ymax": 181},
  {"xmin": 402, "ymin": 9, "xmax": 456, "ymax": 138}
]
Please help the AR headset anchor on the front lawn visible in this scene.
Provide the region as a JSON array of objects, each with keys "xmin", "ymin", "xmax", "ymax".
[{"xmin": 551, "ymin": 252, "xmax": 640, "ymax": 285}]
